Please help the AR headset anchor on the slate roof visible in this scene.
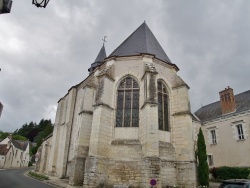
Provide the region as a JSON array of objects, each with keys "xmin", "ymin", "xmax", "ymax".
[
  {"xmin": 109, "ymin": 22, "xmax": 172, "ymax": 64},
  {"xmin": 195, "ymin": 90, "xmax": 250, "ymax": 122},
  {"xmin": 11, "ymin": 139, "xmax": 23, "ymax": 150},
  {"xmin": 88, "ymin": 44, "xmax": 107, "ymax": 72},
  {"xmin": 0, "ymin": 144, "xmax": 10, "ymax": 155},
  {"xmin": 16, "ymin": 140, "xmax": 30, "ymax": 150}
]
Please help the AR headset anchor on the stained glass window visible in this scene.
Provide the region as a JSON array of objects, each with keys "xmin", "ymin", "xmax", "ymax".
[
  {"xmin": 116, "ymin": 76, "xmax": 139, "ymax": 127},
  {"xmin": 158, "ymin": 81, "xmax": 169, "ymax": 131}
]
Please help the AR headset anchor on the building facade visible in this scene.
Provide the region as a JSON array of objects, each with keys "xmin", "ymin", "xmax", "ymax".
[
  {"xmin": 194, "ymin": 87, "xmax": 250, "ymax": 168},
  {"xmin": 41, "ymin": 23, "xmax": 197, "ymax": 188},
  {"xmin": 0, "ymin": 136, "xmax": 31, "ymax": 168},
  {"xmin": 35, "ymin": 133, "xmax": 53, "ymax": 174}
]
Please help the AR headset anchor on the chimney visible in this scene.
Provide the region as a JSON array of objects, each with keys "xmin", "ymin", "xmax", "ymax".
[
  {"xmin": 7, "ymin": 140, "xmax": 11, "ymax": 149},
  {"xmin": 219, "ymin": 86, "xmax": 236, "ymax": 114}
]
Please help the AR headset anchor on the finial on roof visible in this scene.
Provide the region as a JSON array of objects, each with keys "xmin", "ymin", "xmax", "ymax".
[
  {"xmin": 102, "ymin": 36, "xmax": 107, "ymax": 45},
  {"xmin": 144, "ymin": 20, "xmax": 146, "ymax": 23}
]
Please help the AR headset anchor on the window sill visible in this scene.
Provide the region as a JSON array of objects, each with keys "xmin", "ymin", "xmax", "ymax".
[
  {"xmin": 237, "ymin": 139, "xmax": 245, "ymax": 142},
  {"xmin": 158, "ymin": 129, "xmax": 170, "ymax": 132}
]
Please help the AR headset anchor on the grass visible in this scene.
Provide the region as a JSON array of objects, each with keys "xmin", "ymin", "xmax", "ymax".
[{"xmin": 28, "ymin": 171, "xmax": 49, "ymax": 181}]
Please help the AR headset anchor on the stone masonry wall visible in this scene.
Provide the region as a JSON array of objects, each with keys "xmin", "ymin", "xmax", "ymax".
[
  {"xmin": 141, "ymin": 157, "xmax": 161, "ymax": 188},
  {"xmin": 176, "ymin": 162, "xmax": 197, "ymax": 188},
  {"xmin": 107, "ymin": 160, "xmax": 141, "ymax": 188},
  {"xmin": 159, "ymin": 141, "xmax": 177, "ymax": 187}
]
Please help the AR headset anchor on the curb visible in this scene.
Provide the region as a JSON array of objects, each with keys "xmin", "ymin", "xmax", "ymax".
[
  {"xmin": 25, "ymin": 170, "xmax": 68, "ymax": 188},
  {"xmin": 24, "ymin": 170, "xmax": 57, "ymax": 188},
  {"xmin": 44, "ymin": 180, "xmax": 67, "ymax": 188}
]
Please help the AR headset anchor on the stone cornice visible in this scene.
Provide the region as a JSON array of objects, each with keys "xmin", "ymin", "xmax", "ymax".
[
  {"xmin": 111, "ymin": 139, "xmax": 141, "ymax": 145},
  {"xmin": 140, "ymin": 101, "xmax": 158, "ymax": 110},
  {"xmin": 78, "ymin": 110, "xmax": 93, "ymax": 115},
  {"xmin": 173, "ymin": 111, "xmax": 192, "ymax": 116},
  {"xmin": 97, "ymin": 74, "xmax": 115, "ymax": 82},
  {"xmin": 172, "ymin": 84, "xmax": 190, "ymax": 90},
  {"xmin": 93, "ymin": 102, "xmax": 114, "ymax": 110}
]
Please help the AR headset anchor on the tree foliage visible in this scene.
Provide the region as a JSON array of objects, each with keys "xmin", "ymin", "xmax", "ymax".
[
  {"xmin": 0, "ymin": 131, "xmax": 9, "ymax": 139},
  {"xmin": 0, "ymin": 130, "xmax": 27, "ymax": 141},
  {"xmin": 1, "ymin": 119, "xmax": 53, "ymax": 155},
  {"xmin": 12, "ymin": 135, "xmax": 28, "ymax": 141},
  {"xmin": 31, "ymin": 119, "xmax": 53, "ymax": 155},
  {"xmin": 14, "ymin": 119, "xmax": 53, "ymax": 143},
  {"xmin": 197, "ymin": 128, "xmax": 209, "ymax": 186}
]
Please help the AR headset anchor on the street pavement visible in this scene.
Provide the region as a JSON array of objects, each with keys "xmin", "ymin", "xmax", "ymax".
[
  {"xmin": 0, "ymin": 167, "xmax": 54, "ymax": 188},
  {"xmin": 0, "ymin": 167, "xmax": 221, "ymax": 188}
]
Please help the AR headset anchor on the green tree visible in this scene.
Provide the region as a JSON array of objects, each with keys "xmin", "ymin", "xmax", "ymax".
[
  {"xmin": 14, "ymin": 121, "xmax": 38, "ymax": 141},
  {"xmin": 197, "ymin": 128, "xmax": 209, "ymax": 186},
  {"xmin": 31, "ymin": 120, "xmax": 53, "ymax": 154},
  {"xmin": 0, "ymin": 132, "xmax": 9, "ymax": 139},
  {"xmin": 12, "ymin": 135, "xmax": 28, "ymax": 141}
]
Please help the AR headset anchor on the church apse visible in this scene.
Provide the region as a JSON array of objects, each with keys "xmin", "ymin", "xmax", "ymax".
[{"xmin": 41, "ymin": 22, "xmax": 197, "ymax": 188}]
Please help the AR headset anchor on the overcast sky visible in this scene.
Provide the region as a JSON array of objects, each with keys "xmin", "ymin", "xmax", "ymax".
[{"xmin": 0, "ymin": 0, "xmax": 250, "ymax": 132}]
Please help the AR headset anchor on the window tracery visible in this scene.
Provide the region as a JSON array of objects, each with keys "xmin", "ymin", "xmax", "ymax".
[
  {"xmin": 158, "ymin": 80, "xmax": 169, "ymax": 131},
  {"xmin": 116, "ymin": 77, "xmax": 139, "ymax": 127}
]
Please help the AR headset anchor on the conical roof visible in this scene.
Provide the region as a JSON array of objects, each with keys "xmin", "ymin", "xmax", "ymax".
[
  {"xmin": 109, "ymin": 22, "xmax": 172, "ymax": 64},
  {"xmin": 88, "ymin": 44, "xmax": 107, "ymax": 72}
]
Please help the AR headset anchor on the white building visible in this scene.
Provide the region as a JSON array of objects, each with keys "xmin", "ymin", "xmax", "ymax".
[
  {"xmin": 194, "ymin": 87, "xmax": 250, "ymax": 168},
  {"xmin": 0, "ymin": 136, "xmax": 31, "ymax": 168}
]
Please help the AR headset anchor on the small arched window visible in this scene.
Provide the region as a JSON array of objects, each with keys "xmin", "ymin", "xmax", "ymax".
[
  {"xmin": 116, "ymin": 76, "xmax": 139, "ymax": 127},
  {"xmin": 158, "ymin": 80, "xmax": 169, "ymax": 131}
]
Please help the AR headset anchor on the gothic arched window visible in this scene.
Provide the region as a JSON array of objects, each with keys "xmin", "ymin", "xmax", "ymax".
[
  {"xmin": 158, "ymin": 81, "xmax": 169, "ymax": 131},
  {"xmin": 116, "ymin": 76, "xmax": 139, "ymax": 127}
]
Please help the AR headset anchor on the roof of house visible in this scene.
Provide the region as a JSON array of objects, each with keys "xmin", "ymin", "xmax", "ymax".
[
  {"xmin": 16, "ymin": 140, "xmax": 30, "ymax": 150},
  {"xmin": 88, "ymin": 44, "xmax": 107, "ymax": 72},
  {"xmin": 11, "ymin": 139, "xmax": 24, "ymax": 150},
  {"xmin": 109, "ymin": 22, "xmax": 173, "ymax": 65},
  {"xmin": 195, "ymin": 90, "xmax": 250, "ymax": 122},
  {"xmin": 0, "ymin": 144, "xmax": 10, "ymax": 155}
]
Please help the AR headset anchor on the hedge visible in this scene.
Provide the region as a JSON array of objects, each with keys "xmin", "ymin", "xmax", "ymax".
[{"xmin": 210, "ymin": 166, "xmax": 250, "ymax": 180}]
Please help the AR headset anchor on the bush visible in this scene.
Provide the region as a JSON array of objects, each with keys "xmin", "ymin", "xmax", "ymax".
[
  {"xmin": 210, "ymin": 167, "xmax": 250, "ymax": 180},
  {"xmin": 28, "ymin": 171, "xmax": 49, "ymax": 180},
  {"xmin": 28, "ymin": 161, "xmax": 33, "ymax": 167},
  {"xmin": 210, "ymin": 167, "xmax": 217, "ymax": 179}
]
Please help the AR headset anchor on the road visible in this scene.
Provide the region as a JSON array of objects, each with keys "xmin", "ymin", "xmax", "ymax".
[{"xmin": 0, "ymin": 167, "xmax": 54, "ymax": 188}]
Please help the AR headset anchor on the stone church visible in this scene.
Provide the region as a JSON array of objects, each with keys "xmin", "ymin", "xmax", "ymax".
[{"xmin": 42, "ymin": 22, "xmax": 197, "ymax": 187}]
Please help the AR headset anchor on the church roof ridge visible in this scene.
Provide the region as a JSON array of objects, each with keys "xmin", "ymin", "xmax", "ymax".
[{"xmin": 108, "ymin": 22, "xmax": 172, "ymax": 64}]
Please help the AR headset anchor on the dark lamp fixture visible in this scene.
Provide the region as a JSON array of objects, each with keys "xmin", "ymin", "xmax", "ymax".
[{"xmin": 32, "ymin": 0, "xmax": 50, "ymax": 8}]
